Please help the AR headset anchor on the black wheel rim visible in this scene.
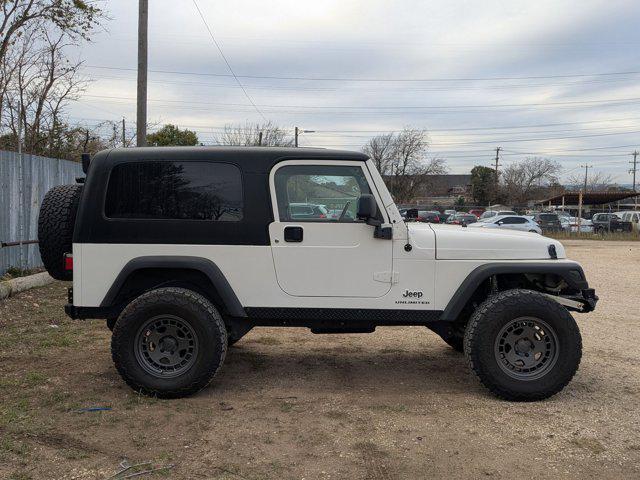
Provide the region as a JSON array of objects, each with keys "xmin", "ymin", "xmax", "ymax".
[
  {"xmin": 134, "ymin": 315, "xmax": 199, "ymax": 378},
  {"xmin": 494, "ymin": 317, "xmax": 559, "ymax": 381}
]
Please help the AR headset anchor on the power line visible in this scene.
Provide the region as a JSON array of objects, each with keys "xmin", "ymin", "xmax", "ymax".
[
  {"xmin": 191, "ymin": 0, "xmax": 267, "ymax": 121},
  {"xmin": 83, "ymin": 64, "xmax": 640, "ymax": 82},
  {"xmin": 80, "ymin": 93, "xmax": 640, "ymax": 111}
]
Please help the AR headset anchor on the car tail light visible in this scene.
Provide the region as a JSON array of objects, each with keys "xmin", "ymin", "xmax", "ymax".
[
  {"xmin": 319, "ymin": 214, "xmax": 326, "ymax": 219},
  {"xmin": 434, "ymin": 217, "xmax": 440, "ymax": 223},
  {"xmin": 64, "ymin": 253, "xmax": 73, "ymax": 271}
]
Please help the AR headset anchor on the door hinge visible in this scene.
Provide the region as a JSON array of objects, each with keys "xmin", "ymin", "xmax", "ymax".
[{"xmin": 374, "ymin": 271, "xmax": 398, "ymax": 283}]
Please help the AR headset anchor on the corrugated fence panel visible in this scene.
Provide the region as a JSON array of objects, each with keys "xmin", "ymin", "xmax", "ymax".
[{"xmin": 0, "ymin": 150, "xmax": 83, "ymax": 275}]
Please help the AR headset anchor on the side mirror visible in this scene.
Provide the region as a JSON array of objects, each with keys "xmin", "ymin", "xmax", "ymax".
[
  {"xmin": 357, "ymin": 194, "xmax": 378, "ymax": 224},
  {"xmin": 497, "ymin": 221, "xmax": 504, "ymax": 225}
]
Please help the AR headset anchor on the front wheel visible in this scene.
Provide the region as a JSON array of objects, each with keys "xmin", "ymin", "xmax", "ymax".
[
  {"xmin": 111, "ymin": 287, "xmax": 227, "ymax": 398},
  {"xmin": 464, "ymin": 289, "xmax": 582, "ymax": 401}
]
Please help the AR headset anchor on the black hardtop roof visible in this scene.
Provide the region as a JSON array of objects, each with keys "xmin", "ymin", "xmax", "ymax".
[{"xmin": 92, "ymin": 146, "xmax": 369, "ymax": 173}]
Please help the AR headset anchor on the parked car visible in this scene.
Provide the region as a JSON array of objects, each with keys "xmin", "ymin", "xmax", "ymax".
[
  {"xmin": 289, "ymin": 203, "xmax": 329, "ymax": 220},
  {"xmin": 617, "ymin": 211, "xmax": 640, "ymax": 225},
  {"xmin": 591, "ymin": 213, "xmax": 629, "ymax": 233},
  {"xmin": 469, "ymin": 215, "xmax": 542, "ymax": 234},
  {"xmin": 446, "ymin": 213, "xmax": 478, "ymax": 225},
  {"xmin": 417, "ymin": 210, "xmax": 440, "ymax": 223},
  {"xmin": 559, "ymin": 216, "xmax": 593, "ymax": 233},
  {"xmin": 479, "ymin": 210, "xmax": 517, "ymax": 220},
  {"xmin": 468, "ymin": 208, "xmax": 485, "ymax": 218},
  {"xmin": 438, "ymin": 212, "xmax": 451, "ymax": 223},
  {"xmin": 532, "ymin": 213, "xmax": 562, "ymax": 232}
]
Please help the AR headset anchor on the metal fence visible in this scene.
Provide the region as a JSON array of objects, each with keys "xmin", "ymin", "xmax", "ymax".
[{"xmin": 0, "ymin": 150, "xmax": 83, "ymax": 275}]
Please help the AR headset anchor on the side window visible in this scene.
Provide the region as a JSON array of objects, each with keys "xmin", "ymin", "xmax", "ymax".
[
  {"xmin": 105, "ymin": 161, "xmax": 243, "ymax": 221},
  {"xmin": 511, "ymin": 217, "xmax": 527, "ymax": 224},
  {"xmin": 500, "ymin": 217, "xmax": 518, "ymax": 224},
  {"xmin": 274, "ymin": 164, "xmax": 377, "ymax": 222}
]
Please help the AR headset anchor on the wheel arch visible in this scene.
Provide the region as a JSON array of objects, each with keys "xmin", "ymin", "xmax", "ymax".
[
  {"xmin": 100, "ymin": 256, "xmax": 246, "ymax": 318},
  {"xmin": 440, "ymin": 262, "xmax": 589, "ymax": 322}
]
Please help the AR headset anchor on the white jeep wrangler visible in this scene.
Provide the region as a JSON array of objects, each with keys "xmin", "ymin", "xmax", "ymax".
[{"xmin": 38, "ymin": 147, "xmax": 597, "ymax": 401}]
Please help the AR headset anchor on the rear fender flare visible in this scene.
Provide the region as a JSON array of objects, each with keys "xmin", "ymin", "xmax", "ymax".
[{"xmin": 100, "ymin": 256, "xmax": 246, "ymax": 317}]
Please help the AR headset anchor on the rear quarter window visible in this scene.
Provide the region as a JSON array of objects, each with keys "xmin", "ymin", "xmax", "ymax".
[{"xmin": 105, "ymin": 161, "xmax": 243, "ymax": 221}]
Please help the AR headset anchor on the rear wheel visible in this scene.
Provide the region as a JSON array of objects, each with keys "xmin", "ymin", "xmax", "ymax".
[
  {"xmin": 464, "ymin": 289, "xmax": 581, "ymax": 401},
  {"xmin": 111, "ymin": 287, "xmax": 227, "ymax": 398}
]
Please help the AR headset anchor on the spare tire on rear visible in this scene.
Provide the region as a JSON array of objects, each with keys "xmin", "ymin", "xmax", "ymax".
[{"xmin": 38, "ymin": 184, "xmax": 83, "ymax": 280}]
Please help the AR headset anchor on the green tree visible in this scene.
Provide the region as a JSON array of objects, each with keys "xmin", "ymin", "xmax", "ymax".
[
  {"xmin": 147, "ymin": 124, "xmax": 198, "ymax": 146},
  {"xmin": 470, "ymin": 165, "xmax": 496, "ymax": 206}
]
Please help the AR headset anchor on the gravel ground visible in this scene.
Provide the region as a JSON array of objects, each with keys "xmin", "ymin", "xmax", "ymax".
[{"xmin": 0, "ymin": 240, "xmax": 638, "ymax": 479}]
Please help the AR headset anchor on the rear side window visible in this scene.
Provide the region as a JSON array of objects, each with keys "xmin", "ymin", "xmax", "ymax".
[{"xmin": 105, "ymin": 161, "xmax": 243, "ymax": 221}]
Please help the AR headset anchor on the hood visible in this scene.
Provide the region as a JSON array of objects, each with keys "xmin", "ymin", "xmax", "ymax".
[{"xmin": 409, "ymin": 223, "xmax": 566, "ymax": 260}]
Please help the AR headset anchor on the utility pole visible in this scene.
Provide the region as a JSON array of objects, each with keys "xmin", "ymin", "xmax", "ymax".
[
  {"xmin": 581, "ymin": 164, "xmax": 591, "ymax": 192},
  {"xmin": 122, "ymin": 118, "xmax": 126, "ymax": 147},
  {"xmin": 136, "ymin": 0, "xmax": 148, "ymax": 147},
  {"xmin": 631, "ymin": 150, "xmax": 638, "ymax": 207},
  {"xmin": 294, "ymin": 126, "xmax": 299, "ymax": 147},
  {"xmin": 258, "ymin": 131, "xmax": 263, "ymax": 146},
  {"xmin": 493, "ymin": 147, "xmax": 501, "ymax": 205},
  {"xmin": 17, "ymin": 98, "xmax": 24, "ymax": 271}
]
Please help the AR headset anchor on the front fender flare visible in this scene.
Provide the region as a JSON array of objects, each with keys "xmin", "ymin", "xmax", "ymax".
[{"xmin": 439, "ymin": 261, "xmax": 589, "ymax": 322}]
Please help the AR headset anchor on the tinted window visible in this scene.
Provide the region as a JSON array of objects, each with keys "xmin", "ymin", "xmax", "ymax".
[
  {"xmin": 105, "ymin": 161, "xmax": 243, "ymax": 221},
  {"xmin": 539, "ymin": 214, "xmax": 558, "ymax": 221},
  {"xmin": 274, "ymin": 165, "xmax": 376, "ymax": 222}
]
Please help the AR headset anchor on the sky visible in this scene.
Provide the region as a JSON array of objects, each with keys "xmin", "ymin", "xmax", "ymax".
[{"xmin": 68, "ymin": 0, "xmax": 640, "ymax": 183}]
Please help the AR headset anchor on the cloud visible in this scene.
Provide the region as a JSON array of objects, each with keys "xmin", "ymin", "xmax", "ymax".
[{"xmin": 68, "ymin": 0, "xmax": 640, "ymax": 182}]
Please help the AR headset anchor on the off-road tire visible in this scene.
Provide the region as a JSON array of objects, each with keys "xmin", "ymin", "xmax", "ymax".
[
  {"xmin": 464, "ymin": 289, "xmax": 582, "ymax": 401},
  {"xmin": 444, "ymin": 335, "xmax": 464, "ymax": 352},
  {"xmin": 111, "ymin": 287, "xmax": 227, "ymax": 398},
  {"xmin": 106, "ymin": 317, "xmax": 117, "ymax": 331},
  {"xmin": 37, "ymin": 184, "xmax": 83, "ymax": 280}
]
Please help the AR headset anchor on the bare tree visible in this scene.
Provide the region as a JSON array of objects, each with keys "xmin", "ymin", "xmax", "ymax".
[
  {"xmin": 362, "ymin": 132, "xmax": 394, "ymax": 175},
  {"xmin": 0, "ymin": 0, "xmax": 101, "ymax": 62},
  {"xmin": 501, "ymin": 157, "xmax": 561, "ymax": 204},
  {"xmin": 363, "ymin": 127, "xmax": 447, "ymax": 203},
  {"xmin": 565, "ymin": 171, "xmax": 615, "ymax": 192},
  {"xmin": 0, "ymin": 25, "xmax": 88, "ymax": 156},
  {"xmin": 215, "ymin": 121, "xmax": 294, "ymax": 147}
]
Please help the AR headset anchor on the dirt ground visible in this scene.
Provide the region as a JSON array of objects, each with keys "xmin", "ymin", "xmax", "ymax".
[{"xmin": 1, "ymin": 240, "xmax": 639, "ymax": 480}]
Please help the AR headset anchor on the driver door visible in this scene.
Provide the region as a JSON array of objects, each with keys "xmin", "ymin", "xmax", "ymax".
[{"xmin": 269, "ymin": 161, "xmax": 393, "ymax": 298}]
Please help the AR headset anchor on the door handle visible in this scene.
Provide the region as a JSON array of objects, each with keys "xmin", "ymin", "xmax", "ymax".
[{"xmin": 284, "ymin": 226, "xmax": 303, "ymax": 242}]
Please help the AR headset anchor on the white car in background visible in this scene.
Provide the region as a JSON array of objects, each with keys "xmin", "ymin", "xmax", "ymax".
[
  {"xmin": 561, "ymin": 216, "xmax": 593, "ymax": 233},
  {"xmin": 479, "ymin": 210, "xmax": 517, "ymax": 220},
  {"xmin": 469, "ymin": 215, "xmax": 542, "ymax": 234}
]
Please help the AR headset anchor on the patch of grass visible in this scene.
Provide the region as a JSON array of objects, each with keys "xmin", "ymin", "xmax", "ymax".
[
  {"xmin": 23, "ymin": 372, "xmax": 47, "ymax": 387},
  {"xmin": 2, "ymin": 266, "xmax": 43, "ymax": 280},
  {"xmin": 8, "ymin": 472, "xmax": 32, "ymax": 480},
  {"xmin": 325, "ymin": 410, "xmax": 349, "ymax": 420},
  {"xmin": 280, "ymin": 402, "xmax": 295, "ymax": 413},
  {"xmin": 369, "ymin": 403, "xmax": 407, "ymax": 413},
  {"xmin": 1, "ymin": 437, "xmax": 29, "ymax": 457},
  {"xmin": 0, "ymin": 399, "xmax": 31, "ymax": 429},
  {"xmin": 249, "ymin": 336, "xmax": 281, "ymax": 346},
  {"xmin": 379, "ymin": 348, "xmax": 403, "ymax": 354},
  {"xmin": 570, "ymin": 437, "xmax": 606, "ymax": 455}
]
